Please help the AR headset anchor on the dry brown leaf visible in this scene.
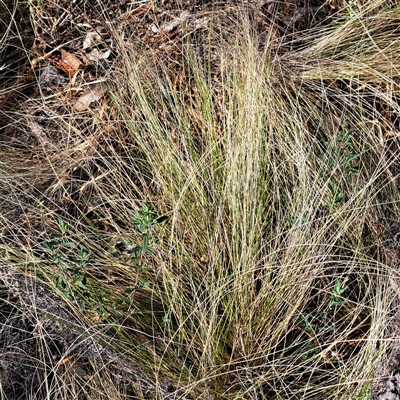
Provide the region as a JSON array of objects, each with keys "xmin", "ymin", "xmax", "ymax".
[
  {"xmin": 47, "ymin": 55, "xmax": 76, "ymax": 77},
  {"xmin": 60, "ymin": 49, "xmax": 82, "ymax": 74},
  {"xmin": 83, "ymin": 32, "xmax": 103, "ymax": 50},
  {"xmin": 73, "ymin": 83, "xmax": 106, "ymax": 111},
  {"xmin": 85, "ymin": 48, "xmax": 111, "ymax": 62},
  {"xmin": 46, "ymin": 49, "xmax": 82, "ymax": 77},
  {"xmin": 83, "ymin": 32, "xmax": 111, "ymax": 62},
  {"xmin": 154, "ymin": 11, "xmax": 191, "ymax": 34}
]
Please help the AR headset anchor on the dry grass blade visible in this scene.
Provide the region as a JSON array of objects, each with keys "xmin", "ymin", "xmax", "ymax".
[{"xmin": 1, "ymin": 0, "xmax": 400, "ymax": 399}]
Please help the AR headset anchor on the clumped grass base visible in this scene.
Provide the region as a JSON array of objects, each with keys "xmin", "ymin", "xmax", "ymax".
[{"xmin": 1, "ymin": 1, "xmax": 400, "ymax": 399}]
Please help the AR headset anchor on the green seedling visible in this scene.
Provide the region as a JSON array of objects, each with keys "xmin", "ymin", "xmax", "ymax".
[
  {"xmin": 325, "ymin": 117, "xmax": 360, "ymax": 210},
  {"xmin": 43, "ymin": 219, "xmax": 76, "ymax": 266},
  {"xmin": 42, "ymin": 219, "xmax": 93, "ymax": 310},
  {"xmin": 297, "ymin": 312, "xmax": 316, "ymax": 336},
  {"xmin": 288, "ymin": 213, "xmax": 308, "ymax": 227},
  {"xmin": 327, "ymin": 181, "xmax": 345, "ymax": 208},
  {"xmin": 125, "ymin": 203, "xmax": 167, "ymax": 303},
  {"xmin": 353, "ymin": 384, "xmax": 371, "ymax": 400},
  {"xmin": 328, "ymin": 278, "xmax": 349, "ymax": 308},
  {"xmin": 297, "ymin": 278, "xmax": 349, "ymax": 344}
]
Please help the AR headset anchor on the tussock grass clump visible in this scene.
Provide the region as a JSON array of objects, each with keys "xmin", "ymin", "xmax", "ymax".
[{"xmin": 1, "ymin": 1, "xmax": 400, "ymax": 398}]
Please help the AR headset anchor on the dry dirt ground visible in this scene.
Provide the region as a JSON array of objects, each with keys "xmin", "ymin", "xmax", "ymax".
[
  {"xmin": 370, "ymin": 222, "xmax": 400, "ymax": 400},
  {"xmin": 1, "ymin": 0, "xmax": 400, "ymax": 399}
]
